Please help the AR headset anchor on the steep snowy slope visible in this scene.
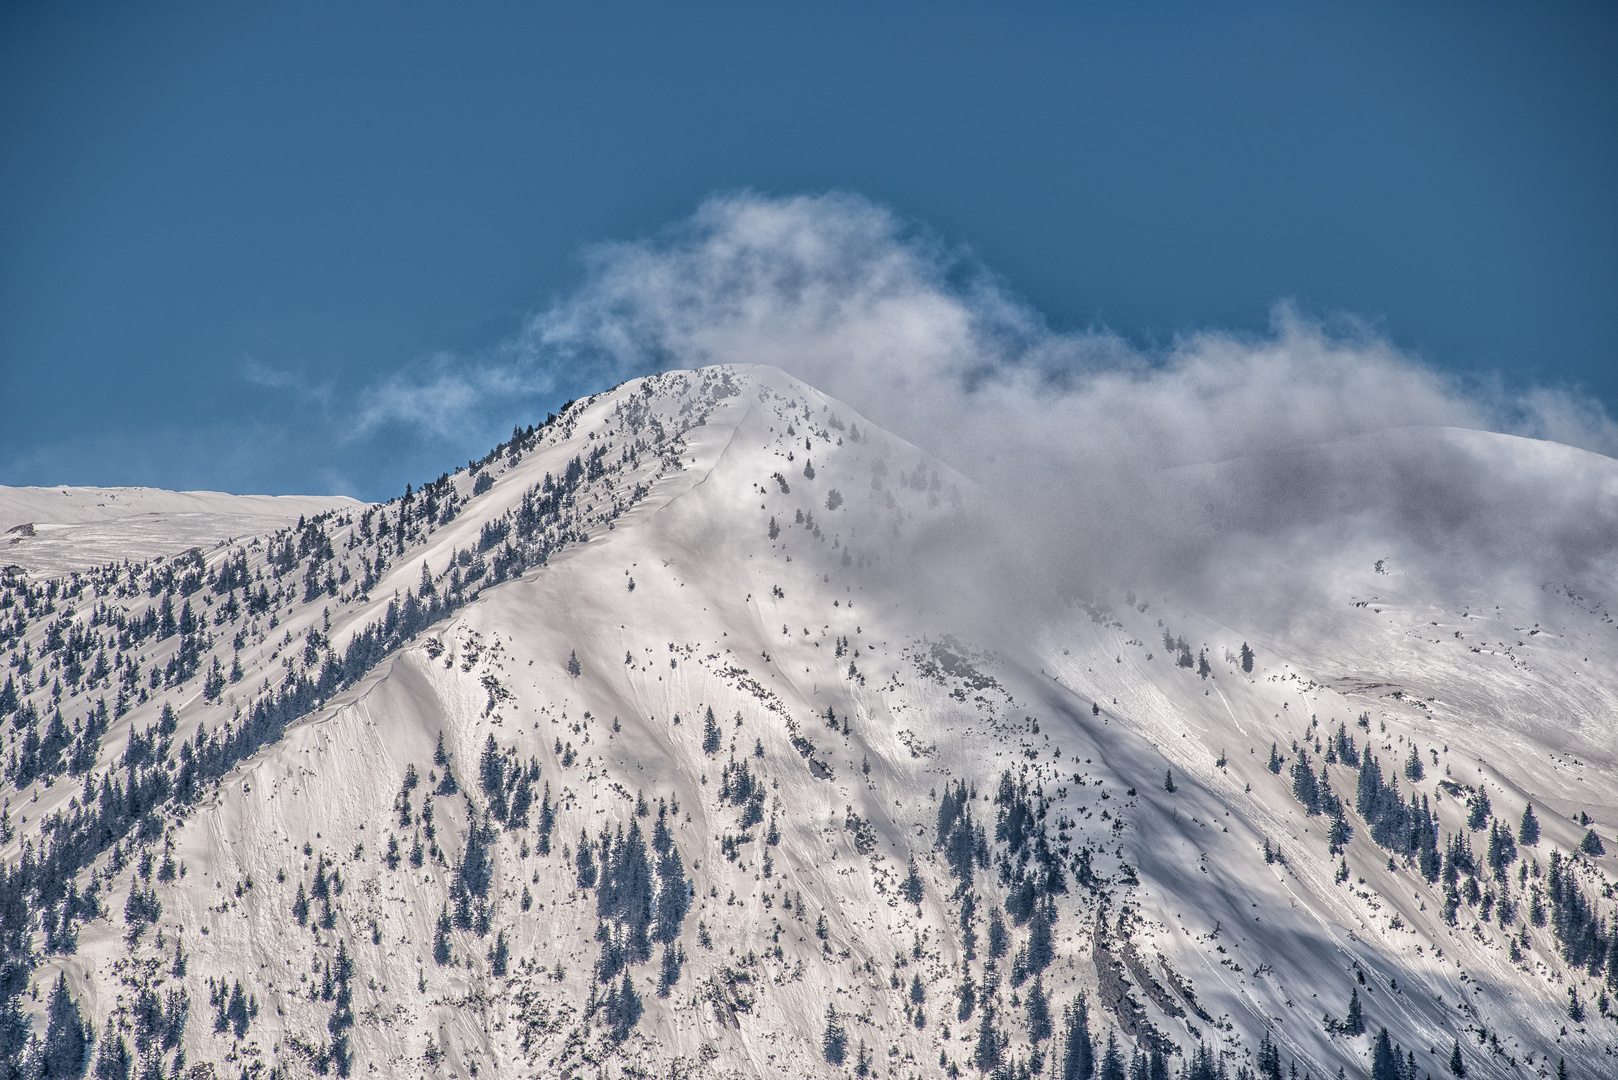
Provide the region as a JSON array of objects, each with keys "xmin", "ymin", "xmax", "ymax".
[
  {"xmin": 1, "ymin": 366, "xmax": 1615, "ymax": 1080},
  {"xmin": 0, "ymin": 487, "xmax": 361, "ymax": 578}
]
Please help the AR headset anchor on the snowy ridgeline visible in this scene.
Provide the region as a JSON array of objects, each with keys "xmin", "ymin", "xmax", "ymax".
[
  {"xmin": 0, "ymin": 488, "xmax": 363, "ymax": 580},
  {"xmin": 0, "ymin": 364, "xmax": 1616, "ymax": 1080}
]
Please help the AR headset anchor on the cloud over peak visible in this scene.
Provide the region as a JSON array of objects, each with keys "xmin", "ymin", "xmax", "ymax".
[{"xmin": 362, "ymin": 191, "xmax": 1618, "ymax": 616}]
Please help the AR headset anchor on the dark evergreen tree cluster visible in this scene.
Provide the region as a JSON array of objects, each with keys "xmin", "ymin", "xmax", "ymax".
[
  {"xmin": 477, "ymin": 735, "xmax": 539, "ymax": 826},
  {"xmin": 35, "ymin": 972, "xmax": 92, "ymax": 1078},
  {"xmin": 936, "ymin": 778, "xmax": 989, "ymax": 883},
  {"xmin": 325, "ymin": 939, "xmax": 356, "ymax": 1075},
  {"xmin": 1282, "ymin": 746, "xmax": 1353, "ymax": 853},
  {"xmin": 1161, "ymin": 631, "xmax": 1195, "ymax": 670},
  {"xmin": 575, "ymin": 810, "xmax": 690, "ymax": 1030},
  {"xmin": 1485, "ymin": 818, "xmax": 1517, "ymax": 879},
  {"xmin": 1369, "ymin": 1026, "xmax": 1427, "ymax": 1080},
  {"xmin": 1545, "ymin": 850, "xmax": 1615, "ymax": 979},
  {"xmin": 986, "ymin": 772, "xmax": 1071, "ymax": 988},
  {"xmin": 993, "ymin": 773, "xmax": 1068, "ymax": 900},
  {"xmin": 1353, "ymin": 755, "xmax": 1440, "ymax": 878},
  {"xmin": 209, "ymin": 976, "xmax": 255, "ymax": 1040},
  {"xmin": 1058, "ymin": 994, "xmax": 1093, "ymax": 1080},
  {"xmin": 1466, "ymin": 789, "xmax": 1492, "ymax": 831},
  {"xmin": 718, "ymin": 753, "xmax": 765, "ymax": 827},
  {"xmin": 449, "ymin": 812, "xmax": 497, "ymax": 934},
  {"xmin": 1323, "ymin": 721, "xmax": 1360, "ymax": 766},
  {"xmin": 600, "ymin": 971, "xmax": 643, "ymax": 1041},
  {"xmin": 900, "ymin": 859, "xmax": 925, "ymax": 906}
]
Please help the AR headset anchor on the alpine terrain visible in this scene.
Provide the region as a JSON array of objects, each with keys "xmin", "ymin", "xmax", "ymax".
[{"xmin": 1, "ymin": 365, "xmax": 1615, "ymax": 1080}]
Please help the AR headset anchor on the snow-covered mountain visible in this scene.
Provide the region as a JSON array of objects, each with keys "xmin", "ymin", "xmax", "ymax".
[
  {"xmin": 1, "ymin": 365, "xmax": 1614, "ymax": 1080},
  {"xmin": 0, "ymin": 488, "xmax": 361, "ymax": 579}
]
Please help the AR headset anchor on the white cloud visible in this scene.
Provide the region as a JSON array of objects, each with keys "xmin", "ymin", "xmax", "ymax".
[
  {"xmin": 517, "ymin": 191, "xmax": 1618, "ymax": 616},
  {"xmin": 354, "ymin": 355, "xmax": 529, "ymax": 439}
]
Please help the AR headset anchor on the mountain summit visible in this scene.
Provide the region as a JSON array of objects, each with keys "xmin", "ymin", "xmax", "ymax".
[{"xmin": 1, "ymin": 365, "xmax": 1614, "ymax": 1079}]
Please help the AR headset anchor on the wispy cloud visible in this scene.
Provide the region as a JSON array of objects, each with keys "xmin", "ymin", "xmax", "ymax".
[
  {"xmin": 512, "ymin": 191, "xmax": 1618, "ymax": 617},
  {"xmin": 354, "ymin": 354, "xmax": 529, "ymax": 440},
  {"xmin": 306, "ymin": 190, "xmax": 1618, "ymax": 619},
  {"xmin": 240, "ymin": 357, "xmax": 305, "ymax": 391}
]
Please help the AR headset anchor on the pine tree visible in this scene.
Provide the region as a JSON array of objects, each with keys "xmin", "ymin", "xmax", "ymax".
[
  {"xmin": 1028, "ymin": 899, "xmax": 1055, "ymax": 973},
  {"xmin": 1257, "ymin": 1029, "xmax": 1282, "ymax": 1080},
  {"xmin": 654, "ymin": 841, "xmax": 690, "ymax": 944},
  {"xmin": 900, "ymin": 859, "xmax": 924, "ymax": 905},
  {"xmin": 823, "ymin": 1004, "xmax": 847, "ymax": 1064},
  {"xmin": 227, "ymin": 979, "xmax": 250, "ymax": 1038},
  {"xmin": 1240, "ymin": 642, "xmax": 1254, "ymax": 673},
  {"xmin": 1486, "ymin": 819, "xmax": 1517, "ymax": 878},
  {"xmin": 1291, "ymin": 749, "xmax": 1319, "ymax": 813},
  {"xmin": 974, "ymin": 1002, "xmax": 1001, "ymax": 1073},
  {"xmin": 1163, "ymin": 769, "xmax": 1176, "ymax": 793},
  {"xmin": 1467, "ymin": 790, "xmax": 1491, "ymax": 830},
  {"xmin": 433, "ymin": 904, "xmax": 452, "ymax": 965},
  {"xmin": 702, "ymin": 707, "xmax": 722, "ymax": 754},
  {"xmin": 1370, "ymin": 1028, "xmax": 1399, "ymax": 1080},
  {"xmin": 1447, "ymin": 1039, "xmax": 1466, "ymax": 1076},
  {"xmin": 1269, "ymin": 743, "xmax": 1283, "ymax": 773},
  {"xmin": 605, "ymin": 971, "xmax": 642, "ymax": 1039},
  {"xmin": 1060, "ymin": 995, "xmax": 1094, "ymax": 1080},
  {"xmin": 479, "ymin": 734, "xmax": 504, "ymax": 798},
  {"xmin": 567, "ymin": 650, "xmax": 581, "ymax": 677},
  {"xmin": 988, "ymin": 907, "xmax": 1009, "ymax": 959},
  {"xmin": 657, "ymin": 942, "xmax": 684, "ymax": 996},
  {"xmin": 490, "ymin": 930, "xmax": 510, "ymax": 976},
  {"xmin": 1098, "ymin": 1031, "xmax": 1125, "ymax": 1080},
  {"xmin": 1026, "ymin": 977, "xmax": 1052, "ymax": 1043},
  {"xmin": 1580, "ymin": 828, "xmax": 1605, "ymax": 856},
  {"xmin": 41, "ymin": 973, "xmax": 90, "ymax": 1077},
  {"xmin": 92, "ymin": 1032, "xmax": 132, "ymax": 1080},
  {"xmin": 1343, "ymin": 986, "xmax": 1365, "ymax": 1035}
]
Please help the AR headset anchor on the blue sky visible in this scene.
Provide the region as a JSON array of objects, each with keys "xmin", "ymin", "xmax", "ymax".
[{"xmin": 2, "ymin": 1, "xmax": 1614, "ymax": 500}]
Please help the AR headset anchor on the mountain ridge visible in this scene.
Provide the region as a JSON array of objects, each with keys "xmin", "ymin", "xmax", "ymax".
[{"xmin": 0, "ymin": 364, "xmax": 1614, "ymax": 1080}]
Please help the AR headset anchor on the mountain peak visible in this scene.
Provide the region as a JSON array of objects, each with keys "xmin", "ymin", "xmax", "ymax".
[{"xmin": 0, "ymin": 365, "xmax": 1613, "ymax": 1079}]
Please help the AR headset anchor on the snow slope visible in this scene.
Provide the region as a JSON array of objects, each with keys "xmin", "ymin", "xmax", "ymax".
[
  {"xmin": 0, "ymin": 487, "xmax": 361, "ymax": 578},
  {"xmin": 2, "ymin": 366, "xmax": 1615, "ymax": 1080}
]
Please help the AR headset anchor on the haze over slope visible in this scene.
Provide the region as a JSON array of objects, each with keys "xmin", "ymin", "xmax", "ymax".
[{"xmin": 1, "ymin": 362, "xmax": 1616, "ymax": 1080}]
